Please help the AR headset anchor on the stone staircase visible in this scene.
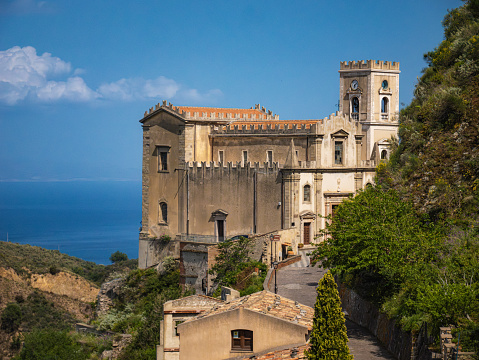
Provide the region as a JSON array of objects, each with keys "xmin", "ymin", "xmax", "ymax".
[{"xmin": 288, "ymin": 248, "xmax": 311, "ymax": 268}]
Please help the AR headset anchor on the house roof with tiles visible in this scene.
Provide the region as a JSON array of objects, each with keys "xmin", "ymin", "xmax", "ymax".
[
  {"xmin": 233, "ymin": 344, "xmax": 310, "ymax": 360},
  {"xmin": 190, "ymin": 290, "xmax": 314, "ymax": 330}
]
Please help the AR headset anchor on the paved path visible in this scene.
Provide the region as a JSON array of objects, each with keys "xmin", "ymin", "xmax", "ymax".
[{"xmin": 267, "ymin": 251, "xmax": 396, "ymax": 360}]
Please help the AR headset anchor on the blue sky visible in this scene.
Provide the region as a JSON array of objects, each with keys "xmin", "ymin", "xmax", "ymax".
[{"xmin": 0, "ymin": 0, "xmax": 463, "ymax": 182}]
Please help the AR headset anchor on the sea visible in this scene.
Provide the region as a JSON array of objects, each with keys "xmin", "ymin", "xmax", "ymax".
[{"xmin": 0, "ymin": 181, "xmax": 141, "ymax": 265}]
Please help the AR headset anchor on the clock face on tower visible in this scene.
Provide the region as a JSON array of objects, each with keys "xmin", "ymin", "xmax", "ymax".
[{"xmin": 351, "ymin": 80, "xmax": 358, "ymax": 90}]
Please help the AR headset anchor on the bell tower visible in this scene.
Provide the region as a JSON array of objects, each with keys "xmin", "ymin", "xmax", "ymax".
[{"xmin": 339, "ymin": 60, "xmax": 400, "ymax": 159}]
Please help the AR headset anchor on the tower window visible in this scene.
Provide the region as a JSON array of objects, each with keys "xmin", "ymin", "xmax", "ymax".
[
  {"xmin": 157, "ymin": 146, "xmax": 170, "ymax": 172},
  {"xmin": 334, "ymin": 141, "xmax": 343, "ymax": 165},
  {"xmin": 351, "ymin": 97, "xmax": 359, "ymax": 113},
  {"xmin": 381, "ymin": 150, "xmax": 388, "ymax": 160},
  {"xmin": 218, "ymin": 150, "xmax": 224, "ymax": 163},
  {"xmin": 381, "ymin": 97, "xmax": 389, "ymax": 113},
  {"xmin": 303, "ymin": 184, "xmax": 311, "ymax": 202},
  {"xmin": 159, "ymin": 202, "xmax": 167, "ymax": 224}
]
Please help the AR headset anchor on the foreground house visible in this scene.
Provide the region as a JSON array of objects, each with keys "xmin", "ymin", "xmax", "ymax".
[
  {"xmin": 139, "ymin": 60, "xmax": 400, "ymax": 274},
  {"xmin": 158, "ymin": 290, "xmax": 313, "ymax": 360}
]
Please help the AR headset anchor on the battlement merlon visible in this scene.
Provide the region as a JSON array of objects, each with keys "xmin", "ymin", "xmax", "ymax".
[{"xmin": 339, "ymin": 60, "xmax": 400, "ymax": 73}]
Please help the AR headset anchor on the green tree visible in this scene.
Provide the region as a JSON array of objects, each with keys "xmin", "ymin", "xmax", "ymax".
[
  {"xmin": 311, "ymin": 186, "xmax": 443, "ymax": 286},
  {"xmin": 209, "ymin": 236, "xmax": 254, "ymax": 288},
  {"xmin": 110, "ymin": 251, "xmax": 128, "ymax": 263},
  {"xmin": 15, "ymin": 330, "xmax": 89, "ymax": 360},
  {"xmin": 1, "ymin": 303, "xmax": 22, "ymax": 333},
  {"xmin": 305, "ymin": 271, "xmax": 353, "ymax": 360}
]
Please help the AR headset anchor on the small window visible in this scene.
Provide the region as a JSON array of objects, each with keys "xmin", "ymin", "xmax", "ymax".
[
  {"xmin": 331, "ymin": 204, "xmax": 339, "ymax": 217},
  {"xmin": 381, "ymin": 97, "xmax": 389, "ymax": 113},
  {"xmin": 303, "ymin": 184, "xmax": 311, "ymax": 202},
  {"xmin": 267, "ymin": 150, "xmax": 273, "ymax": 166},
  {"xmin": 157, "ymin": 146, "xmax": 170, "ymax": 172},
  {"xmin": 159, "ymin": 202, "xmax": 167, "ymax": 223},
  {"xmin": 351, "ymin": 97, "xmax": 359, "ymax": 113},
  {"xmin": 174, "ymin": 320, "xmax": 184, "ymax": 336},
  {"xmin": 381, "ymin": 150, "xmax": 388, "ymax": 160},
  {"xmin": 218, "ymin": 150, "xmax": 224, "ymax": 163},
  {"xmin": 242, "ymin": 150, "xmax": 248, "ymax": 165},
  {"xmin": 231, "ymin": 329, "xmax": 253, "ymax": 351},
  {"xmin": 334, "ymin": 141, "xmax": 343, "ymax": 165},
  {"xmin": 382, "ymin": 80, "xmax": 388, "ymax": 90}
]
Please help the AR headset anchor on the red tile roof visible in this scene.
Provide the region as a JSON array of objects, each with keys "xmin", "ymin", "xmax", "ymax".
[
  {"xmin": 192, "ymin": 290, "xmax": 314, "ymax": 330},
  {"xmin": 238, "ymin": 344, "xmax": 310, "ymax": 360},
  {"xmin": 175, "ymin": 106, "xmax": 269, "ymax": 120}
]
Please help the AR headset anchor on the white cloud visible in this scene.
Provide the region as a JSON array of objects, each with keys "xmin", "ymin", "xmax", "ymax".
[
  {"xmin": 97, "ymin": 76, "xmax": 180, "ymax": 101},
  {"xmin": 0, "ymin": 45, "xmax": 222, "ymax": 105},
  {"xmin": 0, "ymin": 46, "xmax": 97, "ymax": 104}
]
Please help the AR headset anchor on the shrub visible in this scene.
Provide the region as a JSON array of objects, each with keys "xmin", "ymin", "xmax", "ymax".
[
  {"xmin": 305, "ymin": 271, "xmax": 353, "ymax": 360},
  {"xmin": 109, "ymin": 251, "xmax": 128, "ymax": 264},
  {"xmin": 1, "ymin": 303, "xmax": 22, "ymax": 333}
]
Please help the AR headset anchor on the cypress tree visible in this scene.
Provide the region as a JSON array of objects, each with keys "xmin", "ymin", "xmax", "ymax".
[{"xmin": 305, "ymin": 271, "xmax": 353, "ymax": 360}]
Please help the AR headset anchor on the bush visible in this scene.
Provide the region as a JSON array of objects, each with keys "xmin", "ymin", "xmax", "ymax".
[
  {"xmin": 15, "ymin": 329, "xmax": 89, "ymax": 360},
  {"xmin": 1, "ymin": 303, "xmax": 22, "ymax": 333},
  {"xmin": 109, "ymin": 251, "xmax": 128, "ymax": 264},
  {"xmin": 305, "ymin": 271, "xmax": 353, "ymax": 360}
]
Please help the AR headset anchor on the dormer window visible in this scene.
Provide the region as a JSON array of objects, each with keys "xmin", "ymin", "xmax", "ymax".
[{"xmin": 231, "ymin": 329, "xmax": 253, "ymax": 351}]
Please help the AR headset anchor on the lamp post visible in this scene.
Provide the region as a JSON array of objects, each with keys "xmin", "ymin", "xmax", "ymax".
[
  {"xmin": 269, "ymin": 234, "xmax": 274, "ymax": 268},
  {"xmin": 273, "ymin": 261, "xmax": 278, "ymax": 294}
]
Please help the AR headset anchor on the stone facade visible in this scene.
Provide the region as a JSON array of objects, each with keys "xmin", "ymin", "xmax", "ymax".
[{"xmin": 138, "ymin": 60, "xmax": 400, "ymax": 270}]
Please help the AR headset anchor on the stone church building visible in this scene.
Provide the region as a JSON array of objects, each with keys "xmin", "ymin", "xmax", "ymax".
[{"xmin": 138, "ymin": 60, "xmax": 400, "ymax": 269}]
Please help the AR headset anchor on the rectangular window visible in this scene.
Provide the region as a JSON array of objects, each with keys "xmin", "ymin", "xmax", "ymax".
[
  {"xmin": 157, "ymin": 146, "xmax": 170, "ymax": 172},
  {"xmin": 231, "ymin": 330, "xmax": 253, "ymax": 351},
  {"xmin": 242, "ymin": 150, "xmax": 248, "ymax": 166},
  {"xmin": 267, "ymin": 150, "xmax": 273, "ymax": 166},
  {"xmin": 174, "ymin": 320, "xmax": 184, "ymax": 336},
  {"xmin": 218, "ymin": 150, "xmax": 224, "ymax": 163},
  {"xmin": 334, "ymin": 141, "xmax": 343, "ymax": 165}
]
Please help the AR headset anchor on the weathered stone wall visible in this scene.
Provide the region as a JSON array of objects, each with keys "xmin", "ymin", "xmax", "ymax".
[
  {"xmin": 179, "ymin": 242, "xmax": 209, "ymax": 294},
  {"xmin": 337, "ymin": 281, "xmax": 433, "ymax": 360}
]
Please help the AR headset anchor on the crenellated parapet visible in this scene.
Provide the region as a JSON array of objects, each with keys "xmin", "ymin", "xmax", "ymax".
[
  {"xmin": 143, "ymin": 100, "xmax": 279, "ymax": 121},
  {"xmin": 210, "ymin": 121, "xmax": 319, "ymax": 136},
  {"xmin": 186, "ymin": 161, "xmax": 281, "ymax": 176},
  {"xmin": 339, "ymin": 60, "xmax": 400, "ymax": 71}
]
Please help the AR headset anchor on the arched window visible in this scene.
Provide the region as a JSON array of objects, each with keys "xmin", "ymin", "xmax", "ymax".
[
  {"xmin": 381, "ymin": 97, "xmax": 389, "ymax": 113},
  {"xmin": 160, "ymin": 202, "xmax": 167, "ymax": 223},
  {"xmin": 303, "ymin": 184, "xmax": 311, "ymax": 202},
  {"xmin": 351, "ymin": 97, "xmax": 359, "ymax": 113},
  {"xmin": 381, "ymin": 150, "xmax": 388, "ymax": 160}
]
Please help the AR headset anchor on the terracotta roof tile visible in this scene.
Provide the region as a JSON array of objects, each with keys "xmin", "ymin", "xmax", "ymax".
[
  {"xmin": 192, "ymin": 290, "xmax": 314, "ymax": 330},
  {"xmin": 175, "ymin": 106, "xmax": 268, "ymax": 119},
  {"xmin": 231, "ymin": 344, "xmax": 310, "ymax": 360}
]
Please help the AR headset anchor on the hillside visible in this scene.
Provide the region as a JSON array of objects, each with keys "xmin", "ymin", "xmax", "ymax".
[
  {"xmin": 312, "ymin": 1, "xmax": 479, "ymax": 356},
  {"xmin": 377, "ymin": 0, "xmax": 479, "ymax": 224},
  {"xmin": 0, "ymin": 241, "xmax": 137, "ymax": 359}
]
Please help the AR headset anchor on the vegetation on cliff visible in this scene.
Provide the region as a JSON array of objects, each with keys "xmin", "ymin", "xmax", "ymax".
[
  {"xmin": 0, "ymin": 241, "xmax": 137, "ymax": 286},
  {"xmin": 313, "ymin": 0, "xmax": 479, "ymax": 354},
  {"xmin": 209, "ymin": 236, "xmax": 267, "ymax": 296}
]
